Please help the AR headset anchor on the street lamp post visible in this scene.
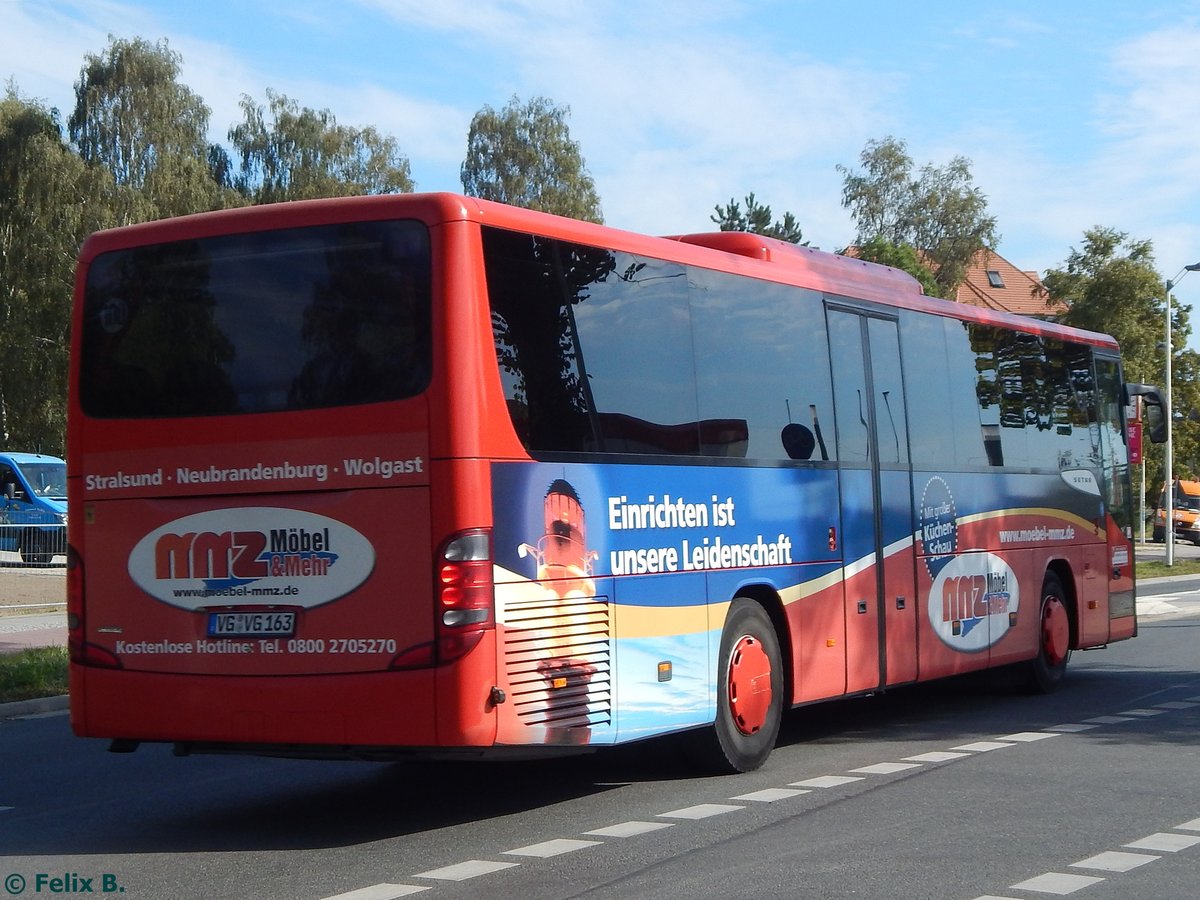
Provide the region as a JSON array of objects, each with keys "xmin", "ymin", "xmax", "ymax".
[{"xmin": 1163, "ymin": 262, "xmax": 1200, "ymax": 566}]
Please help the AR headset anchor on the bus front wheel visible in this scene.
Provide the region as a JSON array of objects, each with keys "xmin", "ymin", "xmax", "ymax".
[
  {"xmin": 693, "ymin": 598, "xmax": 783, "ymax": 773},
  {"xmin": 1026, "ymin": 572, "xmax": 1071, "ymax": 693}
]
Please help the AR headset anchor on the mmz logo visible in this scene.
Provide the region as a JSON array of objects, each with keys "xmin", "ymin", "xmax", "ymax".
[
  {"xmin": 927, "ymin": 552, "xmax": 1020, "ymax": 652},
  {"xmin": 128, "ymin": 507, "xmax": 375, "ymax": 610}
]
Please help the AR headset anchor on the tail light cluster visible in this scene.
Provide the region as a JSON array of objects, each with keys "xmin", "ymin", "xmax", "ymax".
[
  {"xmin": 390, "ymin": 528, "xmax": 494, "ymax": 669},
  {"xmin": 66, "ymin": 543, "xmax": 120, "ymax": 668}
]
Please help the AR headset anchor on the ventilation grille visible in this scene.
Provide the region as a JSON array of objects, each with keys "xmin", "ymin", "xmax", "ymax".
[{"xmin": 503, "ymin": 594, "xmax": 611, "ymax": 729}]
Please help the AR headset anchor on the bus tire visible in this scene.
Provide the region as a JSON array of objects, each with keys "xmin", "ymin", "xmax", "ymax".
[
  {"xmin": 693, "ymin": 598, "xmax": 783, "ymax": 773},
  {"xmin": 1026, "ymin": 572, "xmax": 1071, "ymax": 693}
]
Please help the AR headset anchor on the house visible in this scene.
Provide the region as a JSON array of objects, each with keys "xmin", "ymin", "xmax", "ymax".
[{"xmin": 953, "ymin": 249, "xmax": 1064, "ymax": 319}]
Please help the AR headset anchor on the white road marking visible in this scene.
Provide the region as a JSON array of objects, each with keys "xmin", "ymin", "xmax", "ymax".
[
  {"xmin": 848, "ymin": 762, "xmax": 923, "ymax": 775},
  {"xmin": 950, "ymin": 741, "xmax": 1014, "ymax": 752},
  {"xmin": 1070, "ymin": 850, "xmax": 1159, "ymax": 872},
  {"xmin": 788, "ymin": 775, "xmax": 865, "ymax": 789},
  {"xmin": 1044, "ymin": 723, "xmax": 1098, "ymax": 733},
  {"xmin": 583, "ymin": 821, "xmax": 674, "ymax": 838},
  {"xmin": 414, "ymin": 860, "xmax": 519, "ymax": 881},
  {"xmin": 730, "ymin": 788, "xmax": 809, "ymax": 802},
  {"xmin": 1009, "ymin": 871, "xmax": 1105, "ymax": 894},
  {"xmin": 1154, "ymin": 701, "xmax": 1199, "ymax": 709},
  {"xmin": 1083, "ymin": 715, "xmax": 1133, "ymax": 724},
  {"xmin": 504, "ymin": 838, "xmax": 601, "ymax": 858},
  {"xmin": 904, "ymin": 751, "xmax": 970, "ymax": 762},
  {"xmin": 1116, "ymin": 708, "xmax": 1165, "ymax": 717},
  {"xmin": 1177, "ymin": 817, "xmax": 1200, "ymax": 832},
  {"xmin": 994, "ymin": 732, "xmax": 1060, "ymax": 742},
  {"xmin": 657, "ymin": 803, "xmax": 743, "ymax": 819},
  {"xmin": 321, "ymin": 885, "xmax": 429, "ymax": 900},
  {"xmin": 1124, "ymin": 832, "xmax": 1200, "ymax": 852}
]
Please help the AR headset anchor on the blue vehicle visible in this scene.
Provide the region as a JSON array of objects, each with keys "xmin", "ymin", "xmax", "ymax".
[{"xmin": 0, "ymin": 452, "xmax": 68, "ymax": 564}]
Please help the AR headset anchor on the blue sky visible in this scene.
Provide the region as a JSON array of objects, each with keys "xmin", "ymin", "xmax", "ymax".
[{"xmin": 4, "ymin": 0, "xmax": 1200, "ymax": 348}]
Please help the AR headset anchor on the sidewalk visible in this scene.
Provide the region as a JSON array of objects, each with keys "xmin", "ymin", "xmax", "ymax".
[{"xmin": 0, "ymin": 566, "xmax": 66, "ymax": 655}]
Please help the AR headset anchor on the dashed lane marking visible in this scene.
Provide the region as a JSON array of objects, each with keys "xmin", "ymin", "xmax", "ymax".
[
  {"xmin": 322, "ymin": 885, "xmax": 429, "ymax": 900},
  {"xmin": 1123, "ymin": 832, "xmax": 1200, "ymax": 852},
  {"xmin": 789, "ymin": 775, "xmax": 865, "ymax": 789},
  {"xmin": 1008, "ymin": 871, "xmax": 1105, "ymax": 894},
  {"xmin": 904, "ymin": 750, "xmax": 971, "ymax": 762},
  {"xmin": 995, "ymin": 732, "xmax": 1060, "ymax": 742},
  {"xmin": 657, "ymin": 803, "xmax": 743, "ymax": 820},
  {"xmin": 413, "ymin": 860, "xmax": 519, "ymax": 882},
  {"xmin": 583, "ymin": 821, "xmax": 673, "ymax": 838},
  {"xmin": 503, "ymin": 838, "xmax": 601, "ymax": 858},
  {"xmin": 321, "ymin": 888, "xmax": 429, "ymax": 900},
  {"xmin": 321, "ymin": 693, "xmax": 1199, "ymax": 900},
  {"xmin": 848, "ymin": 762, "xmax": 923, "ymax": 775},
  {"xmin": 730, "ymin": 787, "xmax": 810, "ymax": 802},
  {"xmin": 950, "ymin": 741, "xmax": 1014, "ymax": 752},
  {"xmin": 1070, "ymin": 850, "xmax": 1160, "ymax": 872}
]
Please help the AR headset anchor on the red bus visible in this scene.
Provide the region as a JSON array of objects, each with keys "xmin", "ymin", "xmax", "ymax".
[{"xmin": 67, "ymin": 193, "xmax": 1165, "ymax": 772}]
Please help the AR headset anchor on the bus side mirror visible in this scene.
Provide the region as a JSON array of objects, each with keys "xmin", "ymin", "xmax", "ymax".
[{"xmin": 1126, "ymin": 383, "xmax": 1167, "ymax": 444}]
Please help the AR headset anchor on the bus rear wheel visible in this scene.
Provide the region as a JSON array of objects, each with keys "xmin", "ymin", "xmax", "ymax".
[
  {"xmin": 1026, "ymin": 572, "xmax": 1071, "ymax": 693},
  {"xmin": 692, "ymin": 598, "xmax": 783, "ymax": 773}
]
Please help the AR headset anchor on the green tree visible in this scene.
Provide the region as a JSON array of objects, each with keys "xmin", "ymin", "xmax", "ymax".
[
  {"xmin": 68, "ymin": 36, "xmax": 235, "ymax": 222},
  {"xmin": 1042, "ymin": 226, "xmax": 1200, "ymax": 499},
  {"xmin": 0, "ymin": 87, "xmax": 108, "ymax": 453},
  {"xmin": 711, "ymin": 192, "xmax": 806, "ymax": 244},
  {"xmin": 230, "ymin": 89, "xmax": 414, "ymax": 203},
  {"xmin": 461, "ymin": 95, "xmax": 602, "ymax": 223},
  {"xmin": 845, "ymin": 236, "xmax": 940, "ymax": 296},
  {"xmin": 1043, "ymin": 227, "xmax": 1166, "ymax": 385},
  {"xmin": 838, "ymin": 136, "xmax": 998, "ymax": 298}
]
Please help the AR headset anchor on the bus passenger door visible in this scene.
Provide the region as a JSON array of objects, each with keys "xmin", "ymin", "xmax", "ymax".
[{"xmin": 828, "ymin": 309, "xmax": 919, "ymax": 693}]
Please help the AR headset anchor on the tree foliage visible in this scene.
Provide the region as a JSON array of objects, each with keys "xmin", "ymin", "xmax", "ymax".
[
  {"xmin": 838, "ymin": 136, "xmax": 998, "ymax": 298},
  {"xmin": 68, "ymin": 36, "xmax": 235, "ymax": 222},
  {"xmin": 0, "ymin": 88, "xmax": 108, "ymax": 453},
  {"xmin": 850, "ymin": 236, "xmax": 940, "ymax": 296},
  {"xmin": 1043, "ymin": 227, "xmax": 1166, "ymax": 384},
  {"xmin": 710, "ymin": 192, "xmax": 806, "ymax": 244},
  {"xmin": 1042, "ymin": 226, "xmax": 1200, "ymax": 488},
  {"xmin": 461, "ymin": 95, "xmax": 602, "ymax": 223},
  {"xmin": 230, "ymin": 89, "xmax": 414, "ymax": 204}
]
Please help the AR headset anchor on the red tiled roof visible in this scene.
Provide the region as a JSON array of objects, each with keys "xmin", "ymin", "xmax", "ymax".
[{"xmin": 954, "ymin": 249, "xmax": 1064, "ymax": 317}]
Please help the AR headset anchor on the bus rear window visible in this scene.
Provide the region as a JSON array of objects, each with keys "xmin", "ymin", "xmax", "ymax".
[{"xmin": 80, "ymin": 220, "xmax": 431, "ymax": 418}]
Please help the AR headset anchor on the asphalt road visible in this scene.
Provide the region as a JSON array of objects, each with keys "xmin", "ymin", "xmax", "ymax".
[{"xmin": 2, "ymin": 583, "xmax": 1198, "ymax": 900}]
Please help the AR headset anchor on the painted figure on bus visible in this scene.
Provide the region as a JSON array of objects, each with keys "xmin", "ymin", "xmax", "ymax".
[
  {"xmin": 517, "ymin": 478, "xmax": 598, "ymax": 598},
  {"xmin": 516, "ymin": 478, "xmax": 602, "ymax": 744}
]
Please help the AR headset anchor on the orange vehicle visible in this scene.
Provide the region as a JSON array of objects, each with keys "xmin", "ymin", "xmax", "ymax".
[{"xmin": 1152, "ymin": 479, "xmax": 1200, "ymax": 544}]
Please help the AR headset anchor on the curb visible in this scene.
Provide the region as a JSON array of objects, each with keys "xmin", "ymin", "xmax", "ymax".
[{"xmin": 0, "ymin": 693, "xmax": 68, "ymax": 718}]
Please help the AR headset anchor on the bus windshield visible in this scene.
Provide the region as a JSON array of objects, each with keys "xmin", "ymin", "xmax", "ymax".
[{"xmin": 79, "ymin": 220, "xmax": 432, "ymax": 418}]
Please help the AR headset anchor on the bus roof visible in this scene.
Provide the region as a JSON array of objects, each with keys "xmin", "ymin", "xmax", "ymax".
[{"xmin": 76, "ymin": 191, "xmax": 1120, "ymax": 352}]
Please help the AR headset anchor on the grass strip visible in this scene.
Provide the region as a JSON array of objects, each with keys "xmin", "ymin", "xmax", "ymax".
[{"xmin": 0, "ymin": 646, "xmax": 68, "ymax": 704}]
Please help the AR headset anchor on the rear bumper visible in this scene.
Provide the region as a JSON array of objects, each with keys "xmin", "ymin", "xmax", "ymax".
[{"xmin": 69, "ymin": 663, "xmax": 489, "ymax": 750}]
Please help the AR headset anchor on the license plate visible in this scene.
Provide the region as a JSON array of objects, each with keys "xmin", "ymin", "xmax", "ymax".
[{"xmin": 207, "ymin": 611, "xmax": 296, "ymax": 637}]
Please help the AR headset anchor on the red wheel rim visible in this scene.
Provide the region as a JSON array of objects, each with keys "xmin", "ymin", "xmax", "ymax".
[
  {"xmin": 728, "ymin": 634, "xmax": 772, "ymax": 735},
  {"xmin": 1041, "ymin": 596, "xmax": 1069, "ymax": 666}
]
